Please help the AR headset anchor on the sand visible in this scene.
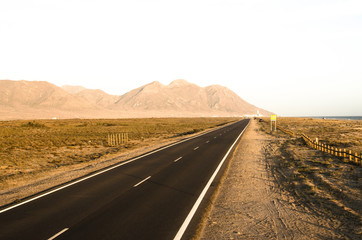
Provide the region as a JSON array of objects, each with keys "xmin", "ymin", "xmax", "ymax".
[{"xmin": 199, "ymin": 119, "xmax": 361, "ymax": 239}]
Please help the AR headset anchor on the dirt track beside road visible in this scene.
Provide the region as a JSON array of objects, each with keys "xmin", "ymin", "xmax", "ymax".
[{"xmin": 199, "ymin": 119, "xmax": 361, "ymax": 239}]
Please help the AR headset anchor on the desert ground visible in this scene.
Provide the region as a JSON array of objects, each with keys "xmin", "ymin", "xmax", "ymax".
[
  {"xmin": 1, "ymin": 117, "xmax": 361, "ymax": 239},
  {"xmin": 0, "ymin": 118, "xmax": 237, "ymax": 206},
  {"xmin": 274, "ymin": 117, "xmax": 362, "ymax": 154},
  {"xmin": 199, "ymin": 118, "xmax": 361, "ymax": 239}
]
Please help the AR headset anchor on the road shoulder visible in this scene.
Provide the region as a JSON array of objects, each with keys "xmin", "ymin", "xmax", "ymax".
[{"xmin": 198, "ymin": 119, "xmax": 348, "ymax": 239}]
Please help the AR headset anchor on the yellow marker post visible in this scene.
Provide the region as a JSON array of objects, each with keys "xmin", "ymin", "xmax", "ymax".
[{"xmin": 270, "ymin": 115, "xmax": 277, "ymax": 131}]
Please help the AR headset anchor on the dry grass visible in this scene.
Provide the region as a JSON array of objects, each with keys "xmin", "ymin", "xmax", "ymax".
[
  {"xmin": 0, "ymin": 118, "xmax": 238, "ymax": 191},
  {"xmin": 258, "ymin": 118, "xmax": 362, "ymax": 238},
  {"xmin": 271, "ymin": 117, "xmax": 362, "ymax": 153}
]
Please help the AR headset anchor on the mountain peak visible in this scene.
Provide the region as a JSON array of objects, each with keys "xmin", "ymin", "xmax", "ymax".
[
  {"xmin": 169, "ymin": 79, "xmax": 192, "ymax": 87},
  {"xmin": 148, "ymin": 81, "xmax": 162, "ymax": 86}
]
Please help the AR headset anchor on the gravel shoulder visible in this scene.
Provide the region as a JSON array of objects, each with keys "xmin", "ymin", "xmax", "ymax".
[{"xmin": 199, "ymin": 119, "xmax": 361, "ymax": 239}]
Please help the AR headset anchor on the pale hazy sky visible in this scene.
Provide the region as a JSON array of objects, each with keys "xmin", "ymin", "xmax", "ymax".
[{"xmin": 1, "ymin": 0, "xmax": 361, "ymax": 116}]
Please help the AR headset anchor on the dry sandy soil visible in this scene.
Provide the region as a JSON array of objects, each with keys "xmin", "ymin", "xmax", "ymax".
[
  {"xmin": 199, "ymin": 119, "xmax": 361, "ymax": 239},
  {"xmin": 0, "ymin": 118, "xmax": 235, "ymax": 207},
  {"xmin": 1, "ymin": 118, "xmax": 361, "ymax": 239},
  {"xmin": 0, "ymin": 134, "xmax": 202, "ymax": 207}
]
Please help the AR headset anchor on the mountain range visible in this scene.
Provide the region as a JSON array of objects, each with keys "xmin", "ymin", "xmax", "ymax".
[{"xmin": 0, "ymin": 79, "xmax": 272, "ymax": 120}]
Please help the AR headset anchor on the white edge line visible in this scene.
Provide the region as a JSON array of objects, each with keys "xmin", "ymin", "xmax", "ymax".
[
  {"xmin": 174, "ymin": 157, "xmax": 183, "ymax": 162},
  {"xmin": 133, "ymin": 176, "xmax": 151, "ymax": 187},
  {"xmin": 0, "ymin": 121, "xmax": 232, "ymax": 214},
  {"xmin": 173, "ymin": 120, "xmax": 250, "ymax": 240},
  {"xmin": 48, "ymin": 228, "xmax": 69, "ymax": 240}
]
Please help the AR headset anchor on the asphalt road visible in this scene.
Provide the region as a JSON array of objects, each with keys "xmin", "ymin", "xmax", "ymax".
[{"xmin": 0, "ymin": 119, "xmax": 250, "ymax": 240}]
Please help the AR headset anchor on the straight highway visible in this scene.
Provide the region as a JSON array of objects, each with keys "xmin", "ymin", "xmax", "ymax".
[{"xmin": 0, "ymin": 119, "xmax": 250, "ymax": 240}]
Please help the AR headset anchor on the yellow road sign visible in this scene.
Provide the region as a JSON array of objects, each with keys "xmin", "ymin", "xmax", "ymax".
[{"xmin": 271, "ymin": 115, "xmax": 277, "ymax": 121}]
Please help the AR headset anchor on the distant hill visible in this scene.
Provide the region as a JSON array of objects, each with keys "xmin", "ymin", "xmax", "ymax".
[
  {"xmin": 0, "ymin": 80, "xmax": 96, "ymax": 110},
  {"xmin": 113, "ymin": 79, "xmax": 271, "ymax": 117},
  {"xmin": 0, "ymin": 79, "xmax": 272, "ymax": 120},
  {"xmin": 75, "ymin": 89, "xmax": 119, "ymax": 108},
  {"xmin": 0, "ymin": 80, "xmax": 101, "ymax": 119}
]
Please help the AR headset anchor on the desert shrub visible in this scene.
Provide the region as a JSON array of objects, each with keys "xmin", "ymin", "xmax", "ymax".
[{"xmin": 21, "ymin": 121, "xmax": 46, "ymax": 128}]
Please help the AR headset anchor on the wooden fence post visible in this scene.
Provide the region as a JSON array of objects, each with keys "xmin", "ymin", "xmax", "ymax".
[
  {"xmin": 107, "ymin": 133, "xmax": 129, "ymax": 146},
  {"xmin": 355, "ymin": 152, "xmax": 358, "ymax": 164},
  {"xmin": 349, "ymin": 150, "xmax": 352, "ymax": 162}
]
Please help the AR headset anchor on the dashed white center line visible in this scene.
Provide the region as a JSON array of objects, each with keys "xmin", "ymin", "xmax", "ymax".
[
  {"xmin": 133, "ymin": 176, "xmax": 151, "ymax": 187},
  {"xmin": 174, "ymin": 157, "xmax": 183, "ymax": 162},
  {"xmin": 193, "ymin": 146, "xmax": 199, "ymax": 150},
  {"xmin": 214, "ymin": 137, "xmax": 217, "ymax": 139},
  {"xmin": 206, "ymin": 140, "xmax": 210, "ymax": 143},
  {"xmin": 48, "ymin": 228, "xmax": 69, "ymax": 240}
]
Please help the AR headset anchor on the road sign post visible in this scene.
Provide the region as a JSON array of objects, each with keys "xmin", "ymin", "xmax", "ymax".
[{"xmin": 270, "ymin": 115, "xmax": 277, "ymax": 131}]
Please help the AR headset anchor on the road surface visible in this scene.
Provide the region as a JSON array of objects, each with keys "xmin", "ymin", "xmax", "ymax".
[{"xmin": 0, "ymin": 119, "xmax": 250, "ymax": 240}]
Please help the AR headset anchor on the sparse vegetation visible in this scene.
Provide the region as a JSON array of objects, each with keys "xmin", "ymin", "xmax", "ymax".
[
  {"xmin": 0, "ymin": 118, "xmax": 238, "ymax": 191},
  {"xmin": 258, "ymin": 118, "xmax": 362, "ymax": 237},
  {"xmin": 270, "ymin": 117, "xmax": 362, "ymax": 153},
  {"xmin": 20, "ymin": 121, "xmax": 47, "ymax": 128}
]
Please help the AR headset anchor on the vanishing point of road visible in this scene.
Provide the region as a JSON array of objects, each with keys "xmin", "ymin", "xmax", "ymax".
[{"xmin": 0, "ymin": 119, "xmax": 250, "ymax": 240}]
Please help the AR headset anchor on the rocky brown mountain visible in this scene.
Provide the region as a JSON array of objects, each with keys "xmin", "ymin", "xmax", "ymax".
[
  {"xmin": 75, "ymin": 89, "xmax": 119, "ymax": 108},
  {"xmin": 112, "ymin": 79, "xmax": 271, "ymax": 116},
  {"xmin": 0, "ymin": 80, "xmax": 100, "ymax": 119},
  {"xmin": 0, "ymin": 80, "xmax": 95, "ymax": 110},
  {"xmin": 0, "ymin": 79, "xmax": 271, "ymax": 120}
]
